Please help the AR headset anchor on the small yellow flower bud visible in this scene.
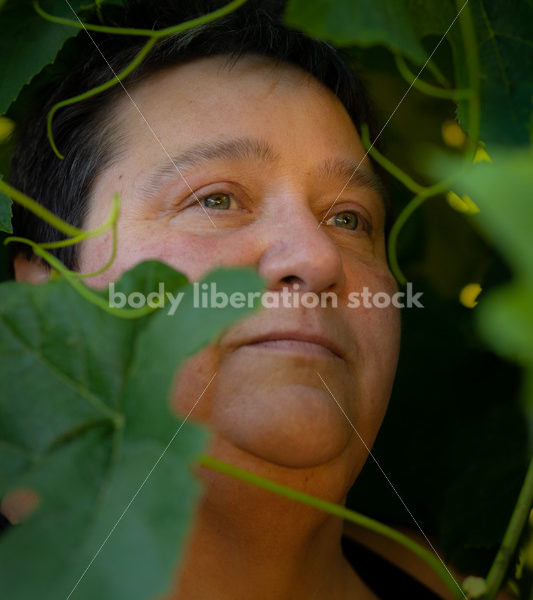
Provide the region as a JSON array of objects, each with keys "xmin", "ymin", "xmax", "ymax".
[
  {"xmin": 447, "ymin": 191, "xmax": 480, "ymax": 214},
  {"xmin": 460, "ymin": 283, "xmax": 482, "ymax": 308},
  {"xmin": 442, "ymin": 120, "xmax": 466, "ymax": 148},
  {"xmin": 474, "ymin": 145, "xmax": 492, "ymax": 163}
]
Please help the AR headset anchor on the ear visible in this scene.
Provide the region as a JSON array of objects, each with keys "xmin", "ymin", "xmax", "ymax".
[{"xmin": 13, "ymin": 253, "xmax": 50, "ymax": 284}]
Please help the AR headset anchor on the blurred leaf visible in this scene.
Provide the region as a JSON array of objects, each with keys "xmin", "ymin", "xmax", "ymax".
[
  {"xmin": 284, "ymin": 0, "xmax": 427, "ymax": 63},
  {"xmin": 478, "ymin": 284, "xmax": 533, "ymax": 367},
  {"xmin": 0, "ymin": 261, "xmax": 263, "ymax": 600}
]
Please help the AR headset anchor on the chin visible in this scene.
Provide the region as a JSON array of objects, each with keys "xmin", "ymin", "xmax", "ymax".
[{"xmin": 210, "ymin": 381, "xmax": 353, "ymax": 469}]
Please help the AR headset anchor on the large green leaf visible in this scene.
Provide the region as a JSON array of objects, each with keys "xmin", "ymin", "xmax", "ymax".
[
  {"xmin": 284, "ymin": 0, "xmax": 427, "ymax": 63},
  {"xmin": 285, "ymin": 0, "xmax": 533, "ymax": 146},
  {"xmin": 0, "ymin": 261, "xmax": 263, "ymax": 600},
  {"xmin": 407, "ymin": 0, "xmax": 533, "ymax": 146},
  {"xmin": 462, "ymin": 0, "xmax": 533, "ymax": 146},
  {"xmin": 0, "ymin": 0, "xmax": 87, "ymax": 115}
]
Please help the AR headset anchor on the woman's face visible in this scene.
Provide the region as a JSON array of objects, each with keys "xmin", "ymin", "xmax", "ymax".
[{"xmin": 78, "ymin": 55, "xmax": 401, "ymax": 475}]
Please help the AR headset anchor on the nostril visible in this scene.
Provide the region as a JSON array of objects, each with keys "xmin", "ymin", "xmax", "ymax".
[{"xmin": 281, "ymin": 275, "xmax": 303, "ymax": 287}]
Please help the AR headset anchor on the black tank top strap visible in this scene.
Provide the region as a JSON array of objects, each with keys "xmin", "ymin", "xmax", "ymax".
[{"xmin": 341, "ymin": 534, "xmax": 444, "ymax": 599}]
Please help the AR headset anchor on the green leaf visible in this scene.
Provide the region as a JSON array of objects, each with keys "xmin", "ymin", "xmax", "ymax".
[
  {"xmin": 0, "ymin": 0, "xmax": 87, "ymax": 115},
  {"xmin": 465, "ymin": 0, "xmax": 533, "ymax": 146},
  {"xmin": 405, "ymin": 0, "xmax": 533, "ymax": 146},
  {"xmin": 284, "ymin": 0, "xmax": 427, "ymax": 63},
  {"xmin": 0, "ymin": 261, "xmax": 264, "ymax": 600},
  {"xmin": 477, "ymin": 282, "xmax": 533, "ymax": 367}
]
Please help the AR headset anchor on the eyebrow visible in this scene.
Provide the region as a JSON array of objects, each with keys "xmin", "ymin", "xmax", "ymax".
[{"xmin": 139, "ymin": 136, "xmax": 385, "ymax": 203}]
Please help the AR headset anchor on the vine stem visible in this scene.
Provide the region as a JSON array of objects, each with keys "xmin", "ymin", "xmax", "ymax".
[
  {"xmin": 361, "ymin": 124, "xmax": 424, "ymax": 196},
  {"xmin": 47, "ymin": 37, "xmax": 157, "ymax": 159},
  {"xmin": 387, "ymin": 176, "xmax": 458, "ymax": 284},
  {"xmin": 5, "ymin": 237, "xmax": 155, "ymax": 319},
  {"xmin": 33, "ymin": 0, "xmax": 249, "ymax": 38},
  {"xmin": 4, "ymin": 190, "xmax": 120, "ymax": 280},
  {"xmin": 0, "ymin": 179, "xmax": 83, "ymax": 237},
  {"xmin": 456, "ymin": 0, "xmax": 481, "ymax": 151},
  {"xmin": 199, "ymin": 455, "xmax": 466, "ymax": 600},
  {"xmin": 360, "ymin": 124, "xmax": 460, "ymax": 284},
  {"xmin": 38, "ymin": 0, "xmax": 249, "ymax": 158},
  {"xmin": 483, "ymin": 458, "xmax": 533, "ymax": 600},
  {"xmin": 394, "ymin": 54, "xmax": 472, "ymax": 101}
]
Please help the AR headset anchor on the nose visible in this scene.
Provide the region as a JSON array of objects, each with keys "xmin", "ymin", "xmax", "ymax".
[{"xmin": 257, "ymin": 201, "xmax": 345, "ymax": 294}]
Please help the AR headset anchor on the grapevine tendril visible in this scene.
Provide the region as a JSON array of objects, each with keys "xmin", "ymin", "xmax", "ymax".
[
  {"xmin": 394, "ymin": 53, "xmax": 472, "ymax": 101},
  {"xmin": 37, "ymin": 0, "xmax": 249, "ymax": 158},
  {"xmin": 5, "ymin": 237, "xmax": 155, "ymax": 319},
  {"xmin": 360, "ymin": 124, "xmax": 459, "ymax": 284}
]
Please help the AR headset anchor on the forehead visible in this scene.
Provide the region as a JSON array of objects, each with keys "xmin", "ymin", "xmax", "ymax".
[
  {"xmin": 113, "ymin": 54, "xmax": 367, "ymax": 166},
  {"xmin": 98, "ymin": 54, "xmax": 385, "ymax": 221}
]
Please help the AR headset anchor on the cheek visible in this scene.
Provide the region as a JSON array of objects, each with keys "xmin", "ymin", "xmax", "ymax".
[
  {"xmin": 344, "ymin": 266, "xmax": 401, "ymax": 430},
  {"xmin": 171, "ymin": 347, "xmax": 220, "ymax": 422},
  {"xmin": 82, "ymin": 224, "xmax": 260, "ymax": 288}
]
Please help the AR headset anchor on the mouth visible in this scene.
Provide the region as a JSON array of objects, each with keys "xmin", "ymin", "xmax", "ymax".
[{"xmin": 237, "ymin": 332, "xmax": 343, "ymax": 359}]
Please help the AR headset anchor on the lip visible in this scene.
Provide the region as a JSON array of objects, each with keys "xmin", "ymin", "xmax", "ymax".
[{"xmin": 236, "ymin": 331, "xmax": 344, "ymax": 359}]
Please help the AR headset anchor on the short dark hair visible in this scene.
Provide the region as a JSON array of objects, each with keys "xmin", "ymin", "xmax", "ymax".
[{"xmin": 9, "ymin": 0, "xmax": 383, "ymax": 272}]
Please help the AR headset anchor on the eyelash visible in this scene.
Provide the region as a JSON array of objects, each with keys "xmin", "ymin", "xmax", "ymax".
[{"xmin": 189, "ymin": 190, "xmax": 371, "ymax": 234}]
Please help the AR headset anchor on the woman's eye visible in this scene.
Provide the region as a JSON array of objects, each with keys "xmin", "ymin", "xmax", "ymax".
[
  {"xmin": 200, "ymin": 192, "xmax": 237, "ymax": 210},
  {"xmin": 326, "ymin": 211, "xmax": 361, "ymax": 231}
]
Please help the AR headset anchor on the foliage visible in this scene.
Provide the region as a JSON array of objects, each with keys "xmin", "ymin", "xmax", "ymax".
[
  {"xmin": 0, "ymin": 261, "xmax": 264, "ymax": 599},
  {"xmin": 0, "ymin": 0, "xmax": 532, "ymax": 599}
]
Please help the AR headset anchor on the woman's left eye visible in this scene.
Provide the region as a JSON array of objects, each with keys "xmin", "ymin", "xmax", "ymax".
[
  {"xmin": 200, "ymin": 192, "xmax": 238, "ymax": 210},
  {"xmin": 326, "ymin": 211, "xmax": 363, "ymax": 231}
]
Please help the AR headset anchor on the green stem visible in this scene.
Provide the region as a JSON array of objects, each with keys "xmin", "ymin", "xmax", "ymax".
[
  {"xmin": 388, "ymin": 177, "xmax": 457, "ymax": 285},
  {"xmin": 74, "ymin": 205, "xmax": 118, "ymax": 279},
  {"xmin": 4, "ymin": 187, "xmax": 120, "ymax": 280},
  {"xmin": 0, "ymin": 180, "xmax": 83, "ymax": 237},
  {"xmin": 483, "ymin": 458, "xmax": 533, "ymax": 600},
  {"xmin": 199, "ymin": 455, "xmax": 466, "ymax": 600},
  {"xmin": 394, "ymin": 54, "xmax": 472, "ymax": 101},
  {"xmin": 425, "ymin": 59, "xmax": 451, "ymax": 89},
  {"xmin": 39, "ymin": 192, "xmax": 119, "ymax": 250},
  {"xmin": 456, "ymin": 0, "xmax": 480, "ymax": 150},
  {"xmin": 43, "ymin": 0, "xmax": 249, "ymax": 158},
  {"xmin": 361, "ymin": 124, "xmax": 425, "ymax": 195},
  {"xmin": 47, "ymin": 37, "xmax": 157, "ymax": 158},
  {"xmin": 37, "ymin": 193, "xmax": 120, "ymax": 280},
  {"xmin": 34, "ymin": 0, "xmax": 248, "ymax": 38},
  {"xmin": 5, "ymin": 237, "xmax": 155, "ymax": 319},
  {"xmin": 33, "ymin": 0, "xmax": 157, "ymax": 35},
  {"xmin": 360, "ymin": 123, "xmax": 462, "ymax": 284}
]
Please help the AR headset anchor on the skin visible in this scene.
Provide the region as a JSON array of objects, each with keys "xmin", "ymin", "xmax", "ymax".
[{"xmin": 15, "ymin": 55, "xmax": 401, "ymax": 599}]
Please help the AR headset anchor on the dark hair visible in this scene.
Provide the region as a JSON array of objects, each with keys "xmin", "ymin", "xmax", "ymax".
[{"xmin": 9, "ymin": 0, "xmax": 384, "ymax": 272}]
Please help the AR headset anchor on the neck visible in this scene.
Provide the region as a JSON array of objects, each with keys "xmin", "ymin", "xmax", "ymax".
[{"xmin": 169, "ymin": 436, "xmax": 377, "ymax": 600}]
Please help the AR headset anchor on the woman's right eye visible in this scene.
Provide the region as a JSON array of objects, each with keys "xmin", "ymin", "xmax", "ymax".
[{"xmin": 200, "ymin": 192, "xmax": 238, "ymax": 210}]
